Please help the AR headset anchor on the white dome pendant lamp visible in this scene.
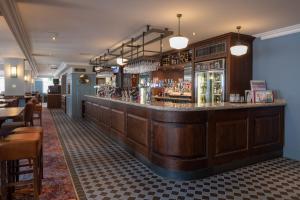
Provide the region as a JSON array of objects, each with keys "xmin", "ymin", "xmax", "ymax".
[
  {"xmin": 169, "ymin": 14, "xmax": 189, "ymax": 50},
  {"xmin": 230, "ymin": 26, "xmax": 248, "ymax": 56}
]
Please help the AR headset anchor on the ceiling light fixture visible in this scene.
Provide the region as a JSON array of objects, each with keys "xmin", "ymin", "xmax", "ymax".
[
  {"xmin": 116, "ymin": 57, "xmax": 128, "ymax": 66},
  {"xmin": 51, "ymin": 33, "xmax": 57, "ymax": 41},
  {"xmin": 230, "ymin": 26, "xmax": 248, "ymax": 56},
  {"xmin": 169, "ymin": 14, "xmax": 189, "ymax": 50}
]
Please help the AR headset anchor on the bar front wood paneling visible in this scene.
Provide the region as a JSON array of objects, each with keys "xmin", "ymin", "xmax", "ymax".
[
  {"xmin": 47, "ymin": 94, "xmax": 61, "ymax": 108},
  {"xmin": 83, "ymin": 96, "xmax": 285, "ymax": 179}
]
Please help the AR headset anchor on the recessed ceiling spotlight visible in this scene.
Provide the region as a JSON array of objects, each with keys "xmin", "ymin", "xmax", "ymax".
[
  {"xmin": 192, "ymin": 32, "xmax": 196, "ymax": 36},
  {"xmin": 50, "ymin": 32, "xmax": 58, "ymax": 41}
]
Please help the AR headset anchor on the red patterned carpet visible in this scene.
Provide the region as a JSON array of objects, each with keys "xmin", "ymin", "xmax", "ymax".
[{"xmin": 39, "ymin": 108, "xmax": 77, "ymax": 200}]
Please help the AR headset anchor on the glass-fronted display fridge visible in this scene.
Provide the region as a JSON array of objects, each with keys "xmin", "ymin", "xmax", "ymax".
[{"xmin": 195, "ymin": 58, "xmax": 225, "ymax": 103}]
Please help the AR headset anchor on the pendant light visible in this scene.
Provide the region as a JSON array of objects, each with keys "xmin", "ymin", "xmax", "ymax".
[
  {"xmin": 116, "ymin": 57, "xmax": 128, "ymax": 66},
  {"xmin": 230, "ymin": 26, "xmax": 248, "ymax": 56},
  {"xmin": 169, "ymin": 14, "xmax": 189, "ymax": 50}
]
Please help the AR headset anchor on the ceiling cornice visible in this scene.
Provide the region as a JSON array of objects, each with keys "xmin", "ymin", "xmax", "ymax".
[
  {"xmin": 0, "ymin": 0, "xmax": 38, "ymax": 76},
  {"xmin": 53, "ymin": 62, "xmax": 89, "ymax": 77},
  {"xmin": 254, "ymin": 24, "xmax": 300, "ymax": 40},
  {"xmin": 53, "ymin": 62, "xmax": 68, "ymax": 77}
]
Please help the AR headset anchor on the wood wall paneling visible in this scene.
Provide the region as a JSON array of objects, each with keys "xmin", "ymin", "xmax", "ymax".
[
  {"xmin": 111, "ymin": 108, "xmax": 125, "ymax": 135},
  {"xmin": 47, "ymin": 94, "xmax": 62, "ymax": 108},
  {"xmin": 215, "ymin": 119, "xmax": 248, "ymax": 157},
  {"xmin": 152, "ymin": 69, "xmax": 184, "ymax": 82},
  {"xmin": 152, "ymin": 121, "xmax": 206, "ymax": 158},
  {"xmin": 83, "ymin": 96, "xmax": 284, "ymax": 176},
  {"xmin": 127, "ymin": 114, "xmax": 149, "ymax": 147},
  {"xmin": 252, "ymin": 108, "xmax": 282, "ymax": 149},
  {"xmin": 100, "ymin": 105, "xmax": 111, "ymax": 128},
  {"xmin": 211, "ymin": 109, "xmax": 249, "ymax": 163}
]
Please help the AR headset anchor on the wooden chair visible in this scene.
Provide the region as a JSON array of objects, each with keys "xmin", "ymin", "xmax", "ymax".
[
  {"xmin": 31, "ymin": 98, "xmax": 42, "ymax": 126},
  {"xmin": 0, "ymin": 132, "xmax": 42, "ymax": 200}
]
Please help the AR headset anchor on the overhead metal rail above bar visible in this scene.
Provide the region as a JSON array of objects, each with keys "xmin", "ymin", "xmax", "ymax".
[{"xmin": 90, "ymin": 25, "xmax": 173, "ymax": 66}]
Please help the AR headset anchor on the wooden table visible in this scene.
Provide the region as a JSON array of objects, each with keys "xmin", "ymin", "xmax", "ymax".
[
  {"xmin": 0, "ymin": 103, "xmax": 7, "ymax": 108},
  {"xmin": 0, "ymin": 107, "xmax": 24, "ymax": 137},
  {"xmin": 0, "ymin": 99, "xmax": 15, "ymax": 103},
  {"xmin": 0, "ymin": 107, "xmax": 24, "ymax": 122}
]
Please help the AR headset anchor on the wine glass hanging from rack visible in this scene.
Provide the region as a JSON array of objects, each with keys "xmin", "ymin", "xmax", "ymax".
[
  {"xmin": 124, "ymin": 57, "xmax": 160, "ymax": 74},
  {"xmin": 89, "ymin": 25, "xmax": 173, "ymax": 73}
]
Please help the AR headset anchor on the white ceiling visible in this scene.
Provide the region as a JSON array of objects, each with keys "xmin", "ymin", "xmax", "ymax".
[
  {"xmin": 0, "ymin": 16, "xmax": 24, "ymax": 60},
  {"xmin": 2, "ymin": 0, "xmax": 299, "ymax": 75}
]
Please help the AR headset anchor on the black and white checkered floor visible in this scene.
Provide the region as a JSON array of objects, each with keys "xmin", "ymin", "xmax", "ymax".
[{"xmin": 51, "ymin": 109, "xmax": 300, "ymax": 200}]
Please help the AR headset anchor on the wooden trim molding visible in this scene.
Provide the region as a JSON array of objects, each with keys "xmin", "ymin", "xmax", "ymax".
[{"xmin": 254, "ymin": 24, "xmax": 300, "ymax": 40}]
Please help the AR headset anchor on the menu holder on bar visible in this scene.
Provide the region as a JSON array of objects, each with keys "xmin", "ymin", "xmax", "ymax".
[{"xmin": 254, "ymin": 90, "xmax": 274, "ymax": 103}]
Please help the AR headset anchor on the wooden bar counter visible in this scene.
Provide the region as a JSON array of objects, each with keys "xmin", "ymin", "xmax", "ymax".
[{"xmin": 83, "ymin": 95, "xmax": 286, "ymax": 179}]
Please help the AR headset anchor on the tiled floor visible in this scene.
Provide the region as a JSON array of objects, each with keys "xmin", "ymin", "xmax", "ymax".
[{"xmin": 51, "ymin": 109, "xmax": 300, "ymax": 200}]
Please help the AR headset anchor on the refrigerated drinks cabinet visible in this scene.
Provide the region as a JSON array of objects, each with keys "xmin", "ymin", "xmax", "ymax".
[{"xmin": 195, "ymin": 58, "xmax": 225, "ymax": 104}]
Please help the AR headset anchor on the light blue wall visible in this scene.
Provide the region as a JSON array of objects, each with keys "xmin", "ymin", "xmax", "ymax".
[
  {"xmin": 253, "ymin": 32, "xmax": 300, "ymax": 160},
  {"xmin": 66, "ymin": 73, "xmax": 96, "ymax": 119},
  {"xmin": 34, "ymin": 80, "xmax": 43, "ymax": 94}
]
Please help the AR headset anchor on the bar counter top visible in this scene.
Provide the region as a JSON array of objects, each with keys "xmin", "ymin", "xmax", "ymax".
[{"xmin": 85, "ymin": 95, "xmax": 286, "ymax": 111}]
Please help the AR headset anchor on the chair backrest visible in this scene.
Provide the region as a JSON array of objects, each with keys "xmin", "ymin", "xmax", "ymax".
[
  {"xmin": 35, "ymin": 93, "xmax": 42, "ymax": 103},
  {"xmin": 31, "ymin": 97, "xmax": 38, "ymax": 105},
  {"xmin": 7, "ymin": 98, "xmax": 19, "ymax": 107},
  {"xmin": 24, "ymin": 102, "xmax": 35, "ymax": 125}
]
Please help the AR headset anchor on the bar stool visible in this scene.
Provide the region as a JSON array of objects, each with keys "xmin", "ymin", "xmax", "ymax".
[
  {"xmin": 0, "ymin": 132, "xmax": 42, "ymax": 200},
  {"xmin": 11, "ymin": 127, "xmax": 44, "ymax": 178}
]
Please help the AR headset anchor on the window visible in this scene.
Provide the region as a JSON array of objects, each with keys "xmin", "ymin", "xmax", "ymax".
[
  {"xmin": 0, "ymin": 76, "xmax": 4, "ymax": 94},
  {"xmin": 42, "ymin": 77, "xmax": 53, "ymax": 94},
  {"xmin": 36, "ymin": 77, "xmax": 53, "ymax": 94}
]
